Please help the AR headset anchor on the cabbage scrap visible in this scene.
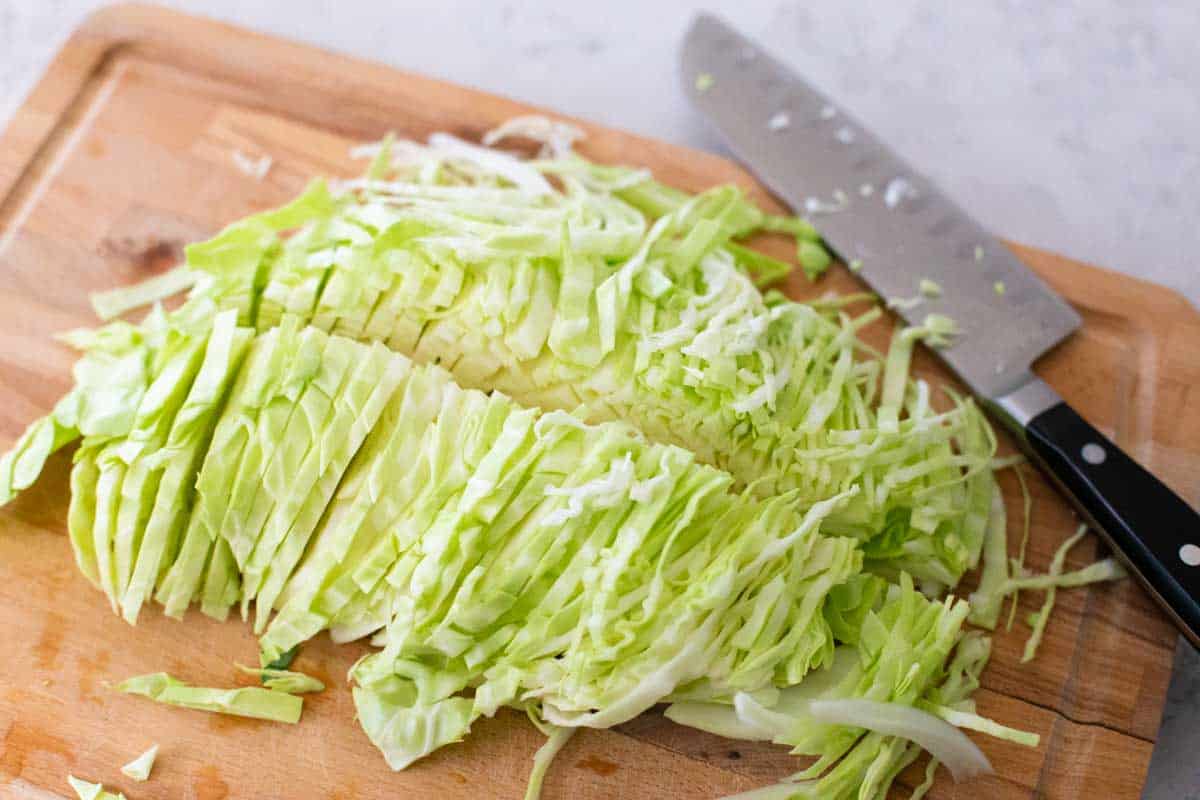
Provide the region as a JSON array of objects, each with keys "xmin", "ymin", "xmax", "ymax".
[
  {"xmin": 120, "ymin": 743, "xmax": 159, "ymax": 781},
  {"xmin": 523, "ymin": 722, "xmax": 575, "ymax": 800},
  {"xmin": 67, "ymin": 775, "xmax": 126, "ymax": 800},
  {"xmin": 91, "ymin": 266, "xmax": 196, "ymax": 321},
  {"xmin": 236, "ymin": 664, "xmax": 325, "ymax": 694},
  {"xmin": 118, "ymin": 672, "xmax": 303, "ymax": 723}
]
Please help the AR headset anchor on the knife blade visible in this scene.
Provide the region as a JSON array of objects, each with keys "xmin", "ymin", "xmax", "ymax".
[{"xmin": 682, "ymin": 12, "xmax": 1200, "ymax": 647}]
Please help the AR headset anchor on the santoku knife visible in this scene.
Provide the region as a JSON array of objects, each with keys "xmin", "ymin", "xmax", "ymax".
[{"xmin": 681, "ymin": 13, "xmax": 1200, "ymax": 646}]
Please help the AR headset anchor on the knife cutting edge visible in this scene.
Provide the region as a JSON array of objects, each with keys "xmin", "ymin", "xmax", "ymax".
[{"xmin": 681, "ymin": 13, "xmax": 1200, "ymax": 647}]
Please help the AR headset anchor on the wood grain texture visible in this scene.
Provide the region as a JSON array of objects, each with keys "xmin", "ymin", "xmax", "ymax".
[{"xmin": 0, "ymin": 5, "xmax": 1196, "ymax": 799}]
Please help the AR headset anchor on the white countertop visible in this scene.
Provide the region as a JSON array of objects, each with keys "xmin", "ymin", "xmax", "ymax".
[
  {"xmin": 2, "ymin": 2, "xmax": 1198, "ymax": 796},
  {"xmin": 4, "ymin": 0, "xmax": 1195, "ymax": 306}
]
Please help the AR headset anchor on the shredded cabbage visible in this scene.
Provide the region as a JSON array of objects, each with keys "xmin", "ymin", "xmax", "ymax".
[
  {"xmin": 924, "ymin": 703, "xmax": 1040, "ymax": 747},
  {"xmin": 483, "ymin": 115, "xmax": 585, "ymax": 158},
  {"xmin": 143, "ymin": 140, "xmax": 995, "ymax": 589},
  {"xmin": 806, "ymin": 699, "xmax": 991, "ymax": 781},
  {"xmin": 2, "ymin": 121, "xmax": 1120, "ymax": 800},
  {"xmin": 11, "ymin": 313, "xmax": 1026, "ymax": 799}
]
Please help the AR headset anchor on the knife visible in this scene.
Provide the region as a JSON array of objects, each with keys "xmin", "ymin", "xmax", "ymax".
[{"xmin": 681, "ymin": 13, "xmax": 1200, "ymax": 647}]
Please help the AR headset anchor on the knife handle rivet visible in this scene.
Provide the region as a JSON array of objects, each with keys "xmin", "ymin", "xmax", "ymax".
[
  {"xmin": 1180, "ymin": 544, "xmax": 1200, "ymax": 567},
  {"xmin": 1080, "ymin": 443, "xmax": 1106, "ymax": 465}
]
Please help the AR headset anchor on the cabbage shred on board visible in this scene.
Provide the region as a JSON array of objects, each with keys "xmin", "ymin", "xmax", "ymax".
[{"xmin": 0, "ymin": 120, "xmax": 1132, "ymax": 799}]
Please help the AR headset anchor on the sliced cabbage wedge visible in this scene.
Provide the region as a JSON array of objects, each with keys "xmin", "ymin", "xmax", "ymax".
[
  {"xmin": 156, "ymin": 316, "xmax": 315, "ymax": 619},
  {"xmin": 159, "ymin": 136, "xmax": 996, "ymax": 589},
  {"xmin": 244, "ymin": 353, "xmax": 864, "ymax": 771},
  {"xmin": 67, "ymin": 314, "xmax": 212, "ymax": 610},
  {"xmin": 122, "ymin": 309, "xmax": 253, "ymax": 623}
]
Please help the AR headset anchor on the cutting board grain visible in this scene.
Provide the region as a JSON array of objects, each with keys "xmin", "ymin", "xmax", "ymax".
[{"xmin": 1, "ymin": 5, "xmax": 1197, "ymax": 799}]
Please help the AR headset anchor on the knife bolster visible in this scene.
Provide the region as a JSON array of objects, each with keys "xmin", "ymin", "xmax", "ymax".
[{"xmin": 990, "ymin": 374, "xmax": 1062, "ymax": 432}]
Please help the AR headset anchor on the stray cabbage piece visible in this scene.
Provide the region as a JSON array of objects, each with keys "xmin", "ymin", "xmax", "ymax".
[
  {"xmin": 236, "ymin": 664, "xmax": 325, "ymax": 694},
  {"xmin": 117, "ymin": 672, "xmax": 303, "ymax": 724},
  {"xmin": 806, "ymin": 699, "xmax": 991, "ymax": 782},
  {"xmin": 971, "ymin": 513, "xmax": 1125, "ymax": 642},
  {"xmin": 91, "ymin": 266, "xmax": 197, "ymax": 321},
  {"xmin": 120, "ymin": 743, "xmax": 159, "ymax": 782},
  {"xmin": 523, "ymin": 723, "xmax": 575, "ymax": 800},
  {"xmin": 67, "ymin": 775, "xmax": 126, "ymax": 800},
  {"xmin": 481, "ymin": 114, "xmax": 585, "ymax": 158},
  {"xmin": 918, "ymin": 279, "xmax": 942, "ymax": 298}
]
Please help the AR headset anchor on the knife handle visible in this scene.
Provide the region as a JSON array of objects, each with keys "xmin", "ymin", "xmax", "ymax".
[{"xmin": 1021, "ymin": 400, "xmax": 1200, "ymax": 648}]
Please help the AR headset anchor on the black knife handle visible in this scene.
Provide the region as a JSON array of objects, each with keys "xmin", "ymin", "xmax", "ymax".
[{"xmin": 1024, "ymin": 401, "xmax": 1200, "ymax": 647}]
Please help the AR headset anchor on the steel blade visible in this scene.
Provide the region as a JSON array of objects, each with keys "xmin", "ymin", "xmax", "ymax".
[{"xmin": 681, "ymin": 13, "xmax": 1081, "ymax": 399}]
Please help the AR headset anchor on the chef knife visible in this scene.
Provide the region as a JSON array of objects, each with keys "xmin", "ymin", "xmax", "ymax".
[{"xmin": 681, "ymin": 12, "xmax": 1200, "ymax": 647}]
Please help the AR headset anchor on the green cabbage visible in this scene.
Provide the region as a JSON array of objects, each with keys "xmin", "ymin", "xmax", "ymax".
[
  {"xmin": 247, "ymin": 351, "xmax": 862, "ymax": 769},
  {"xmin": 0, "ymin": 126, "xmax": 1077, "ymax": 800},
  {"xmin": 148, "ymin": 137, "xmax": 997, "ymax": 591}
]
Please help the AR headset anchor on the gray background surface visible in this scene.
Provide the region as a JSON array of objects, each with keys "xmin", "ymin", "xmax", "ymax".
[{"xmin": 1, "ymin": 2, "xmax": 1197, "ymax": 797}]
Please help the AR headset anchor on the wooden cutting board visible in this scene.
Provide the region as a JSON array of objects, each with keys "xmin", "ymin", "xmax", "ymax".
[{"xmin": 2, "ymin": 5, "xmax": 1197, "ymax": 799}]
